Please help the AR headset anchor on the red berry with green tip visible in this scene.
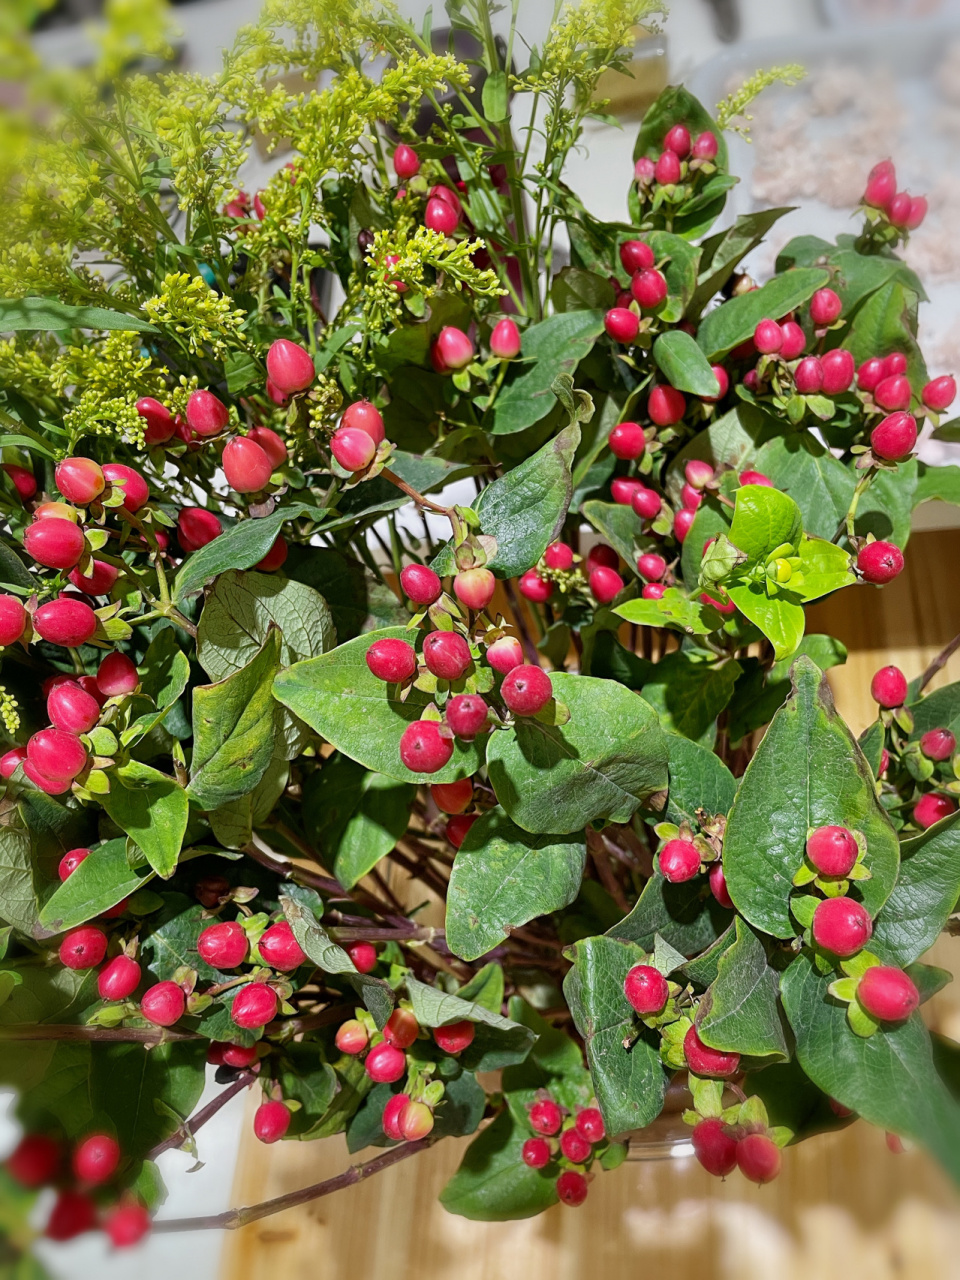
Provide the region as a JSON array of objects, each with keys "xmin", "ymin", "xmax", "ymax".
[
  {"xmin": 871, "ymin": 665, "xmax": 907, "ymax": 708},
  {"xmin": 559, "ymin": 1127, "xmax": 591, "ymax": 1164},
  {"xmin": 609, "ymin": 421, "xmax": 645, "ymax": 460},
  {"xmin": 365, "ymin": 1042, "xmax": 406, "ymax": 1083},
  {"xmin": 620, "ymin": 239, "xmax": 654, "ymax": 273},
  {"xmin": 631, "ymin": 486, "xmax": 662, "ymax": 520},
  {"xmin": 56, "ymin": 457, "xmax": 104, "ymax": 505},
  {"xmin": 821, "ymin": 348, "xmax": 855, "ymax": 395},
  {"xmin": 522, "ymin": 1137, "xmax": 551, "ymax": 1168},
  {"xmin": 446, "ymin": 694, "xmax": 488, "ymax": 739},
  {"xmin": 266, "ymin": 339, "xmax": 315, "ymax": 395},
  {"xmin": 72, "ymin": 1133, "xmax": 119, "ymax": 1185},
  {"xmin": 624, "ymin": 964, "xmax": 668, "ymax": 1016},
  {"xmin": 631, "ymin": 268, "xmax": 668, "ymax": 309},
  {"xmin": 810, "ymin": 288, "xmax": 842, "ymax": 326},
  {"xmin": 399, "ymin": 1100, "xmax": 435, "ymax": 1141},
  {"xmin": 557, "ymin": 1170, "xmax": 588, "ymax": 1206},
  {"xmin": 198, "ymin": 921, "xmax": 248, "ymax": 969},
  {"xmin": 684, "ymin": 1026, "xmax": 740, "ymax": 1078},
  {"xmin": 811, "ymin": 896, "xmax": 872, "ymax": 956},
  {"xmin": 914, "ymin": 792, "xmax": 957, "ymax": 828},
  {"xmin": 258, "ymin": 921, "xmax": 305, "ymax": 971},
  {"xmin": 501, "ymin": 664, "xmax": 552, "ymax": 716},
  {"xmin": 366, "ymin": 638, "xmax": 417, "ymax": 683},
  {"xmin": 857, "ymin": 965, "xmax": 919, "ymax": 1021},
  {"xmin": 660, "ymin": 837, "xmax": 701, "ymax": 883},
  {"xmin": 341, "ymin": 400, "xmax": 385, "ymax": 444},
  {"xmin": 433, "ymin": 1020, "xmax": 475, "ymax": 1055},
  {"xmin": 920, "ymin": 728, "xmax": 956, "ymax": 761},
  {"xmin": 24, "ymin": 518, "xmax": 85, "ymax": 570},
  {"xmin": 692, "ymin": 1117, "xmax": 738, "ymax": 1177},
  {"xmin": 28, "ymin": 729, "xmax": 87, "ymax": 783},
  {"xmin": 858, "ymin": 541, "xmax": 904, "ymax": 584},
  {"xmin": 871, "ymin": 411, "xmax": 917, "ymax": 461},
  {"xmin": 807, "ymin": 825, "xmax": 859, "ymax": 877},
  {"xmin": 347, "ymin": 941, "xmax": 377, "ymax": 973},
  {"xmin": 46, "ymin": 1190, "xmax": 97, "ymax": 1240},
  {"xmin": 529, "ymin": 1098, "xmax": 562, "ymax": 1135},
  {"xmin": 922, "ymin": 376, "xmax": 956, "ymax": 412},
  {"xmin": 709, "ymin": 863, "xmax": 734, "ymax": 909},
  {"xmin": 48, "ymin": 681, "xmax": 100, "ymax": 734},
  {"xmin": 98, "ymin": 955, "xmax": 141, "ymax": 1002},
  {"xmin": 6, "ymin": 1134, "xmax": 60, "ymax": 1187},
  {"xmin": 0, "ymin": 595, "xmax": 26, "ymax": 645},
  {"xmin": 490, "ymin": 318, "xmax": 521, "ymax": 359},
  {"xmin": 589, "ymin": 566, "xmax": 624, "ymax": 604},
  {"xmin": 400, "ymin": 563, "xmax": 442, "ymax": 605},
  {"xmin": 383, "ymin": 1093, "xmax": 410, "ymax": 1141},
  {"xmin": 423, "ymin": 630, "xmax": 471, "ymax": 680},
  {"xmin": 399, "ymin": 720, "xmax": 453, "ymax": 773},
  {"xmin": 231, "ymin": 982, "xmax": 277, "ymax": 1029},
  {"xmin": 102, "ymin": 463, "xmax": 149, "ymax": 512},
  {"xmin": 254, "ymin": 1100, "xmax": 291, "ymax": 1144},
  {"xmin": 431, "ymin": 778, "xmax": 473, "ymax": 813},
  {"xmin": 454, "ymin": 568, "xmax": 496, "ymax": 612},
  {"xmin": 737, "ymin": 1133, "xmax": 781, "ymax": 1184},
  {"xmin": 104, "ymin": 1201, "xmax": 151, "ymax": 1248},
  {"xmin": 336, "ymin": 1020, "xmax": 369, "ymax": 1055},
  {"xmin": 446, "ymin": 813, "xmax": 477, "ymax": 848}
]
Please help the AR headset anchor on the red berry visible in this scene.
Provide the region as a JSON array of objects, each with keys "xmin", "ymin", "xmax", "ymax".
[
  {"xmin": 920, "ymin": 727, "xmax": 956, "ymax": 761},
  {"xmin": 914, "ymin": 792, "xmax": 957, "ymax": 828},
  {"xmin": 737, "ymin": 1133, "xmax": 781, "ymax": 1184},
  {"xmin": 681, "ymin": 483, "xmax": 702, "ymax": 512},
  {"xmin": 400, "ymin": 563, "xmax": 442, "ymax": 605},
  {"xmin": 102, "ymin": 463, "xmax": 149, "ymax": 513},
  {"xmin": 104, "ymin": 1201, "xmax": 152, "ymax": 1248},
  {"xmin": 655, "ymin": 150, "xmax": 682, "ymax": 184},
  {"xmin": 754, "ymin": 319, "xmax": 783, "ymax": 354},
  {"xmin": 454, "ymin": 568, "xmax": 496, "ymax": 612},
  {"xmin": 660, "ymin": 837, "xmax": 701, "ymax": 883},
  {"xmin": 69, "ymin": 559, "xmax": 119, "ymax": 596},
  {"xmin": 821, "ymin": 348, "xmax": 855, "ymax": 395},
  {"xmin": 631, "ymin": 268, "xmax": 668, "ymax": 309},
  {"xmin": 396, "ymin": 1099, "xmax": 433, "ymax": 1141},
  {"xmin": 879, "ymin": 748, "xmax": 891, "ymax": 775},
  {"xmin": 341, "ymin": 401, "xmax": 385, "ymax": 445},
  {"xmin": 703, "ymin": 365, "xmax": 729, "ymax": 402},
  {"xmin": 543, "ymin": 541, "xmax": 574, "ymax": 571},
  {"xmin": 255, "ymin": 535, "xmax": 287, "ymax": 572},
  {"xmin": 23, "ymin": 761, "xmax": 72, "ymax": 794},
  {"xmin": 331, "ymin": 426, "xmax": 376, "ymax": 472},
  {"xmin": 399, "ymin": 720, "xmax": 454, "ymax": 773},
  {"xmin": 807, "ymin": 825, "xmax": 859, "ymax": 877},
  {"xmin": 46, "ymin": 1189, "xmax": 97, "ymax": 1240},
  {"xmin": 664, "ymin": 123, "xmax": 691, "ymax": 156},
  {"xmin": 857, "ymin": 965, "xmax": 919, "ymax": 1022},
  {"xmin": 742, "ymin": 369, "xmax": 759, "ymax": 392},
  {"xmin": 48, "ymin": 680, "xmax": 100, "ymax": 734},
  {"xmin": 0, "ymin": 747, "xmax": 26, "ymax": 778},
  {"xmin": 557, "ymin": 1170, "xmax": 588, "ymax": 1206},
  {"xmin": 3, "ymin": 463, "xmax": 37, "ymax": 501},
  {"xmin": 29, "ymin": 729, "xmax": 87, "ymax": 783},
  {"xmin": 604, "ymin": 307, "xmax": 639, "ymax": 344},
  {"xmin": 709, "ymin": 862, "xmax": 734, "ymax": 909},
  {"xmin": 446, "ymin": 813, "xmax": 478, "ymax": 848},
  {"xmin": 887, "ymin": 191, "xmax": 911, "ymax": 227},
  {"xmin": 141, "ymin": 981, "xmax": 186, "ymax": 1027},
  {"xmin": 586, "ymin": 545, "xmax": 618, "ymax": 573},
  {"xmin": 335, "ymin": 1020, "xmax": 369, "ymax": 1055},
  {"xmin": 700, "ymin": 592, "xmax": 735, "ymax": 615},
  {"xmin": 366, "ymin": 637, "xmax": 417, "ymax": 683},
  {"xmin": 432, "ymin": 779, "xmax": 473, "ymax": 813},
  {"xmin": 186, "ymin": 389, "xmax": 229, "ymax": 437},
  {"xmin": 347, "ymin": 941, "xmax": 378, "ymax": 973},
  {"xmin": 136, "ymin": 396, "xmax": 175, "ymax": 445},
  {"xmin": 392, "ymin": 143, "xmax": 419, "ymax": 179},
  {"xmin": 446, "ymin": 694, "xmax": 488, "ymax": 739},
  {"xmin": 642, "ymin": 583, "xmax": 666, "ymax": 600},
  {"xmin": 490, "ymin": 318, "xmax": 521, "ymax": 359},
  {"xmin": 425, "ymin": 196, "xmax": 459, "ymax": 235},
  {"xmin": 559, "ymin": 1127, "xmax": 591, "ymax": 1164},
  {"xmin": 864, "ymin": 160, "xmax": 896, "ymax": 208},
  {"xmin": 198, "ymin": 921, "xmax": 248, "ymax": 969},
  {"xmin": 871, "ymin": 664, "xmax": 907, "ymax": 708},
  {"xmin": 266, "ymin": 339, "xmax": 315, "ymax": 395},
  {"xmin": 740, "ymin": 471, "xmax": 773, "ymax": 489},
  {"xmin": 684, "ymin": 1026, "xmax": 740, "ymax": 1078},
  {"xmin": 794, "ymin": 356, "xmax": 824, "ymax": 395},
  {"xmin": 589, "ymin": 566, "xmax": 624, "ymax": 604},
  {"xmin": 629, "ymin": 487, "xmax": 661, "ymax": 521},
  {"xmin": 223, "ymin": 436, "xmax": 273, "ymax": 493},
  {"xmin": 177, "ymin": 507, "xmax": 222, "ymax": 553},
  {"xmin": 96, "ymin": 651, "xmax": 139, "ymax": 697},
  {"xmin": 692, "ymin": 130, "xmax": 718, "ymax": 159},
  {"xmin": 692, "ymin": 1117, "xmax": 738, "ymax": 1177},
  {"xmin": 779, "ymin": 321, "xmax": 806, "ymax": 360},
  {"xmin": 874, "ymin": 373, "xmax": 911, "ymax": 411},
  {"xmin": 620, "ymin": 239, "xmax": 654, "ymax": 273},
  {"xmin": 857, "ymin": 357, "xmax": 885, "ymax": 391},
  {"xmin": 858, "ymin": 540, "xmax": 904, "ymax": 585},
  {"xmin": 24, "ymin": 518, "xmax": 85, "ymax": 570},
  {"xmin": 72, "ymin": 1132, "xmax": 120, "ymax": 1185},
  {"xmin": 810, "ymin": 288, "xmax": 842, "ymax": 326},
  {"xmin": 384, "ymin": 1009, "xmax": 419, "ymax": 1050},
  {"xmin": 522, "ymin": 1137, "xmax": 551, "ymax": 1168},
  {"xmin": 623, "ymin": 964, "xmax": 669, "ymax": 1016},
  {"xmin": 883, "ymin": 353, "xmax": 908, "ymax": 378},
  {"xmin": 637, "ymin": 552, "xmax": 667, "ymax": 581},
  {"xmin": 611, "ymin": 477, "xmax": 644, "ymax": 506},
  {"xmin": 0, "ymin": 595, "xmax": 26, "ymax": 646},
  {"xmin": 649, "ymin": 385, "xmax": 686, "ymax": 426},
  {"xmin": 518, "ymin": 569, "xmax": 552, "ymax": 602},
  {"xmin": 366, "ymin": 1042, "xmax": 407, "ymax": 1083},
  {"xmin": 501, "ymin": 665, "xmax": 552, "ymax": 716},
  {"xmin": 258, "ymin": 921, "xmax": 305, "ymax": 971},
  {"xmin": 56, "ymin": 457, "xmax": 105, "ymax": 506},
  {"xmin": 98, "ymin": 954, "xmax": 141, "ymax": 1001},
  {"xmin": 635, "ymin": 156, "xmax": 656, "ymax": 183},
  {"xmin": 231, "ymin": 982, "xmax": 278, "ymax": 1029},
  {"xmin": 609, "ymin": 421, "xmax": 645, "ymax": 460},
  {"xmin": 383, "ymin": 1093, "xmax": 410, "ymax": 1141},
  {"xmin": 575, "ymin": 1108, "xmax": 605, "ymax": 1144},
  {"xmin": 435, "ymin": 326, "xmax": 474, "ymax": 370},
  {"xmin": 811, "ymin": 896, "xmax": 873, "ymax": 956},
  {"xmin": 529, "ymin": 1099, "xmax": 563, "ymax": 1135},
  {"xmin": 674, "ymin": 509, "xmax": 695, "ymax": 543},
  {"xmin": 871, "ymin": 411, "xmax": 917, "ymax": 461},
  {"xmin": 922, "ymin": 375, "xmax": 956, "ymax": 413},
  {"xmin": 58, "ymin": 847, "xmax": 90, "ymax": 880},
  {"xmin": 684, "ymin": 459, "xmax": 714, "ymax": 491},
  {"xmin": 422, "ymin": 630, "xmax": 471, "ymax": 680},
  {"xmin": 6, "ymin": 1133, "xmax": 61, "ymax": 1187},
  {"xmin": 433, "ymin": 1020, "xmax": 476, "ymax": 1055},
  {"xmin": 253, "ymin": 1100, "xmax": 291, "ymax": 1144},
  {"xmin": 906, "ymin": 196, "xmax": 928, "ymax": 229},
  {"xmin": 34, "ymin": 597, "xmax": 98, "ymax": 648}
]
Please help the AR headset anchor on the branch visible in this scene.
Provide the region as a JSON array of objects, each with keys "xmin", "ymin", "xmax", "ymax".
[
  {"xmin": 148, "ymin": 1071, "xmax": 257, "ymax": 1160},
  {"xmin": 152, "ymin": 1138, "xmax": 435, "ymax": 1233},
  {"xmin": 381, "ymin": 468, "xmax": 451, "ymax": 516},
  {"xmin": 0, "ymin": 1024, "xmax": 202, "ymax": 1043},
  {"xmin": 919, "ymin": 631, "xmax": 960, "ymax": 692}
]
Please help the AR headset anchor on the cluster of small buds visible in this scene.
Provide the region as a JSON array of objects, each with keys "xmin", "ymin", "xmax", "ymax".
[
  {"xmin": 634, "ymin": 123, "xmax": 719, "ymax": 197},
  {"xmin": 520, "ymin": 1093, "xmax": 614, "ymax": 1207},
  {"xmin": 862, "ymin": 160, "xmax": 927, "ymax": 237}
]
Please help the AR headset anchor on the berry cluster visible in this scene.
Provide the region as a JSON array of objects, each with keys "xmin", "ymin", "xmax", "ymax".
[
  {"xmin": 861, "ymin": 159, "xmax": 927, "ymax": 241},
  {"xmin": 520, "ymin": 1094, "xmax": 615, "ymax": 1207}
]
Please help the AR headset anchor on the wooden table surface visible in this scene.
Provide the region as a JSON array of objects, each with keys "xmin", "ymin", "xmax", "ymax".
[{"xmin": 222, "ymin": 528, "xmax": 960, "ymax": 1280}]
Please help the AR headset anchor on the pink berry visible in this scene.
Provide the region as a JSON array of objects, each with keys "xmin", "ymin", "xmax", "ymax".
[
  {"xmin": 543, "ymin": 541, "xmax": 574, "ymax": 571},
  {"xmin": 341, "ymin": 401, "xmax": 385, "ymax": 444},
  {"xmin": 366, "ymin": 1042, "xmax": 406, "ymax": 1083},
  {"xmin": 914, "ymin": 792, "xmax": 957, "ymax": 828},
  {"xmin": 703, "ymin": 365, "xmax": 729, "ymax": 402},
  {"xmin": 258, "ymin": 921, "xmax": 306, "ymax": 971},
  {"xmin": 557, "ymin": 1170, "xmax": 588, "ymax": 1206},
  {"xmin": 392, "ymin": 143, "xmax": 419, "ymax": 179},
  {"xmin": 490, "ymin": 318, "xmax": 521, "ymax": 359},
  {"xmin": 874, "ymin": 374, "xmax": 912, "ymax": 412},
  {"xmin": 98, "ymin": 955, "xmax": 141, "ymax": 1002},
  {"xmin": 739, "ymin": 471, "xmax": 772, "ymax": 489},
  {"xmin": 692, "ymin": 1117, "xmax": 738, "ymax": 1177},
  {"xmin": 655, "ymin": 150, "xmax": 682, "ymax": 184},
  {"xmin": 642, "ymin": 583, "xmax": 666, "ymax": 600},
  {"xmin": 48, "ymin": 681, "xmax": 100, "ymax": 735},
  {"xmin": 635, "ymin": 156, "xmax": 656, "ymax": 183},
  {"xmin": 223, "ymin": 436, "xmax": 274, "ymax": 493},
  {"xmin": 794, "ymin": 357, "xmax": 824, "ymax": 395},
  {"xmin": 879, "ymin": 748, "xmax": 891, "ymax": 775},
  {"xmin": 586, "ymin": 545, "xmax": 618, "ymax": 572},
  {"xmin": 69, "ymin": 559, "xmax": 119, "ymax": 596},
  {"xmin": 871, "ymin": 665, "xmax": 907, "ymax": 708},
  {"xmin": 922, "ymin": 376, "xmax": 956, "ymax": 412},
  {"xmin": 399, "ymin": 720, "xmax": 454, "ymax": 773},
  {"xmin": 177, "ymin": 507, "xmax": 222, "ymax": 553},
  {"xmin": 73, "ymin": 1133, "xmax": 120, "ymax": 1186},
  {"xmin": 97, "ymin": 652, "xmax": 139, "ymax": 697},
  {"xmin": 522, "ymin": 1137, "xmax": 551, "ymax": 1168},
  {"xmin": 0, "ymin": 595, "xmax": 26, "ymax": 645},
  {"xmin": 518, "ymin": 569, "xmax": 552, "ymax": 602},
  {"xmin": 857, "ymin": 965, "xmax": 919, "ymax": 1022},
  {"xmin": 709, "ymin": 863, "xmax": 734, "ymax": 909},
  {"xmin": 330, "ymin": 426, "xmax": 376, "ymax": 473},
  {"xmin": 559, "ymin": 1127, "xmax": 591, "ymax": 1164},
  {"xmin": 742, "ymin": 369, "xmax": 759, "ymax": 393},
  {"xmin": 3, "ymin": 464, "xmax": 36, "ymax": 502},
  {"xmin": 631, "ymin": 268, "xmax": 668, "ymax": 310},
  {"xmin": 104, "ymin": 1202, "xmax": 151, "ymax": 1248},
  {"xmin": 335, "ymin": 1020, "xmax": 369, "ymax": 1055},
  {"xmin": 684, "ymin": 1026, "xmax": 740, "ymax": 1078},
  {"xmin": 6, "ymin": 1134, "xmax": 61, "ymax": 1188},
  {"xmin": 266, "ymin": 339, "xmax": 315, "ymax": 395},
  {"xmin": 59, "ymin": 925, "xmax": 107, "ymax": 971},
  {"xmin": 807, "ymin": 825, "xmax": 859, "ymax": 877},
  {"xmin": 674, "ymin": 508, "xmax": 696, "ymax": 543},
  {"xmin": 871, "ymin": 411, "xmax": 917, "ymax": 461},
  {"xmin": 198, "ymin": 921, "xmax": 248, "ymax": 969},
  {"xmin": 649, "ymin": 385, "xmax": 686, "ymax": 426},
  {"xmin": 399, "ymin": 1099, "xmax": 435, "ymax": 1141},
  {"xmin": 575, "ymin": 1108, "xmax": 605, "ymax": 1144},
  {"xmin": 247, "ymin": 426, "xmax": 288, "ymax": 468},
  {"xmin": 737, "ymin": 1133, "xmax": 781, "ymax": 1184},
  {"xmin": 425, "ymin": 197, "xmax": 459, "ymax": 235},
  {"xmin": 383, "ymin": 1093, "xmax": 410, "ymax": 1141},
  {"xmin": 604, "ymin": 307, "xmax": 639, "ymax": 344},
  {"xmin": 811, "ymin": 897, "xmax": 873, "ymax": 956},
  {"xmin": 435, "ymin": 326, "xmax": 474, "ymax": 370},
  {"xmin": 920, "ymin": 727, "xmax": 956, "ymax": 761},
  {"xmin": 887, "ymin": 192, "xmax": 912, "ymax": 228},
  {"xmin": 431, "ymin": 779, "xmax": 473, "ymax": 813},
  {"xmin": 46, "ymin": 1189, "xmax": 97, "ymax": 1241},
  {"xmin": 692, "ymin": 130, "xmax": 718, "ymax": 160},
  {"xmin": 589, "ymin": 566, "xmax": 624, "ymax": 604},
  {"xmin": 864, "ymin": 160, "xmax": 896, "ymax": 208},
  {"xmin": 0, "ymin": 747, "xmax": 26, "ymax": 779},
  {"xmin": 400, "ymin": 563, "xmax": 442, "ymax": 605},
  {"xmin": 24, "ymin": 518, "xmax": 85, "ymax": 570},
  {"xmin": 611, "ymin": 477, "xmax": 643, "ymax": 506},
  {"xmin": 660, "ymin": 837, "xmax": 700, "ymax": 883},
  {"xmin": 821, "ymin": 348, "xmax": 855, "ymax": 395},
  {"xmin": 55, "ymin": 457, "xmax": 105, "ymax": 506},
  {"xmin": 253, "ymin": 1100, "xmax": 291, "ymax": 1144},
  {"xmin": 384, "ymin": 1009, "xmax": 420, "ymax": 1050},
  {"xmin": 366, "ymin": 638, "xmax": 417, "ymax": 683},
  {"xmin": 858, "ymin": 540, "xmax": 904, "ymax": 585},
  {"xmin": 681, "ymin": 484, "xmax": 702, "ymax": 512},
  {"xmin": 28, "ymin": 729, "xmax": 87, "ymax": 783},
  {"xmin": 753, "ymin": 319, "xmax": 782, "ymax": 354},
  {"xmin": 501, "ymin": 665, "xmax": 553, "ymax": 716},
  {"xmin": 883, "ymin": 353, "xmax": 908, "ymax": 377},
  {"xmin": 810, "ymin": 288, "xmax": 842, "ymax": 327},
  {"xmin": 231, "ymin": 982, "xmax": 278, "ymax": 1030},
  {"xmin": 858, "ymin": 357, "xmax": 885, "ymax": 391},
  {"xmin": 454, "ymin": 568, "xmax": 496, "ymax": 612},
  {"xmin": 58, "ymin": 847, "xmax": 90, "ymax": 880},
  {"xmin": 684, "ymin": 461, "xmax": 714, "ymax": 492},
  {"xmin": 529, "ymin": 1099, "xmax": 562, "ymax": 1135},
  {"xmin": 136, "ymin": 396, "xmax": 175, "ymax": 445},
  {"xmin": 433, "ymin": 1020, "xmax": 475, "ymax": 1055},
  {"xmin": 102, "ymin": 463, "xmax": 149, "ymax": 513},
  {"xmin": 631, "ymin": 486, "xmax": 662, "ymax": 520},
  {"xmin": 446, "ymin": 694, "xmax": 488, "ymax": 740},
  {"xmin": 34, "ymin": 597, "xmax": 97, "ymax": 648},
  {"xmin": 347, "ymin": 941, "xmax": 378, "ymax": 973},
  {"xmin": 779, "ymin": 321, "xmax": 806, "ymax": 360},
  {"xmin": 664, "ymin": 123, "xmax": 691, "ymax": 156},
  {"xmin": 906, "ymin": 196, "xmax": 928, "ymax": 230},
  {"xmin": 619, "ymin": 240, "xmax": 654, "ymax": 273},
  {"xmin": 624, "ymin": 964, "xmax": 669, "ymax": 1016},
  {"xmin": 637, "ymin": 552, "xmax": 667, "ymax": 581},
  {"xmin": 422, "ymin": 631, "xmax": 472, "ymax": 681}
]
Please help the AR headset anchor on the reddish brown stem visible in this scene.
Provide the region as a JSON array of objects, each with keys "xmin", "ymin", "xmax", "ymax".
[
  {"xmin": 919, "ymin": 630, "xmax": 960, "ymax": 692},
  {"xmin": 0, "ymin": 1024, "xmax": 202, "ymax": 1043},
  {"xmin": 148, "ymin": 1071, "xmax": 257, "ymax": 1160}
]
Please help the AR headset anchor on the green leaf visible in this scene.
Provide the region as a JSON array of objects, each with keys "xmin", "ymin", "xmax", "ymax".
[
  {"xmin": 0, "ymin": 535, "xmax": 33, "ymax": 588},
  {"xmin": 482, "ymin": 68, "xmax": 508, "ymax": 121},
  {"xmin": 278, "ymin": 1044, "xmax": 338, "ymax": 1139},
  {"xmin": 614, "ymin": 588, "xmax": 724, "ymax": 637},
  {"xmin": 751, "ymin": 433, "xmax": 853, "ymax": 541},
  {"xmin": 645, "ymin": 231, "xmax": 701, "ymax": 322},
  {"xmin": 795, "ymin": 535, "xmax": 856, "ymax": 601},
  {"xmin": 842, "ymin": 279, "xmax": 927, "ymax": 392},
  {"xmin": 446, "ymin": 808, "xmax": 587, "ymax": 960},
  {"xmin": 187, "ymin": 628, "xmax": 282, "ymax": 811},
  {"xmin": 100, "ymin": 761, "xmax": 188, "ymax": 878},
  {"xmin": 728, "ymin": 484, "xmax": 802, "ymax": 567},
  {"xmin": 698, "ymin": 919, "xmax": 788, "ymax": 1060},
  {"xmin": 638, "ymin": 650, "xmax": 740, "ymax": 744},
  {"xmin": 0, "ymin": 297, "xmax": 157, "ymax": 333},
  {"xmin": 139, "ymin": 627, "xmax": 190, "ymax": 712},
  {"xmin": 582, "ymin": 499, "xmax": 644, "ymax": 567},
  {"xmin": 485, "ymin": 672, "xmax": 668, "ymax": 835},
  {"xmin": 272, "ymin": 627, "xmax": 483, "ymax": 785},
  {"xmin": 173, "ymin": 506, "xmax": 318, "ymax": 603},
  {"xmin": 563, "ymin": 935, "xmax": 668, "ymax": 1136},
  {"xmin": 0, "ymin": 815, "xmax": 40, "ymax": 937},
  {"xmin": 664, "ymin": 732, "xmax": 736, "ymax": 827},
  {"xmin": 39, "ymin": 839, "xmax": 147, "ymax": 932},
  {"xmin": 696, "ymin": 269, "xmax": 830, "ymax": 361},
  {"xmin": 406, "ymin": 976, "xmax": 535, "ymax": 1044},
  {"xmin": 723, "ymin": 657, "xmax": 899, "ymax": 939},
  {"xmin": 456, "ymin": 963, "xmax": 505, "ymax": 1014},
  {"xmin": 727, "ymin": 636, "xmax": 847, "ymax": 744},
  {"xmin": 550, "ymin": 266, "xmax": 615, "ymax": 314},
  {"xmin": 491, "ymin": 311, "xmax": 605, "ymax": 436},
  {"xmin": 440, "ymin": 1110, "xmax": 558, "ymax": 1220},
  {"xmin": 329, "ymin": 772, "xmax": 413, "ymax": 890},
  {"xmin": 89, "ymin": 1041, "xmax": 206, "ymax": 1156},
  {"xmin": 609, "ymin": 871, "xmax": 732, "ymax": 956},
  {"xmin": 653, "ymin": 330, "xmax": 720, "ymax": 397},
  {"xmin": 781, "ymin": 950, "xmax": 960, "ymax": 1183},
  {"xmin": 871, "ymin": 812, "xmax": 960, "ymax": 966},
  {"xmin": 209, "ymin": 753, "xmax": 289, "ymax": 851},
  {"xmin": 224, "ymin": 349, "xmax": 262, "ymax": 394},
  {"xmin": 687, "ymin": 208, "xmax": 795, "ymax": 320},
  {"xmin": 682, "ymin": 926, "xmax": 736, "ymax": 989},
  {"xmin": 725, "ymin": 583, "xmax": 805, "ymax": 661}
]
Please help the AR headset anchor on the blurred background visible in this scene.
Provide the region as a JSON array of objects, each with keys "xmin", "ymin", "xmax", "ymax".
[{"xmin": 6, "ymin": 0, "xmax": 960, "ymax": 1276}]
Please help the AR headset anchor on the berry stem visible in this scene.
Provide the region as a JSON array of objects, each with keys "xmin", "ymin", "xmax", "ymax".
[
  {"xmin": 148, "ymin": 1071, "xmax": 257, "ymax": 1160},
  {"xmin": 380, "ymin": 468, "xmax": 453, "ymax": 517},
  {"xmin": 918, "ymin": 630, "xmax": 960, "ymax": 692},
  {"xmin": 0, "ymin": 1024, "xmax": 201, "ymax": 1043},
  {"xmin": 836, "ymin": 468, "xmax": 876, "ymax": 544}
]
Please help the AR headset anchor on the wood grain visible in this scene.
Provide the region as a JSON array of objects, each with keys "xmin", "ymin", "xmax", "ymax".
[{"xmin": 223, "ymin": 529, "xmax": 960, "ymax": 1280}]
